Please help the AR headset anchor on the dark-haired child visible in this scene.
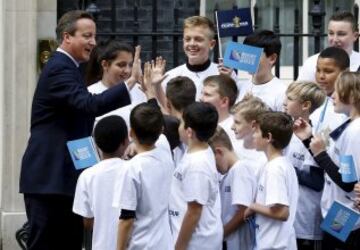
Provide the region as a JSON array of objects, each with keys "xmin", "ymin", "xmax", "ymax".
[
  {"xmin": 114, "ymin": 102, "xmax": 174, "ymax": 250},
  {"xmin": 73, "ymin": 115, "xmax": 129, "ymax": 250},
  {"xmin": 169, "ymin": 102, "xmax": 223, "ymax": 250},
  {"xmin": 245, "ymin": 112, "xmax": 299, "ymax": 250}
]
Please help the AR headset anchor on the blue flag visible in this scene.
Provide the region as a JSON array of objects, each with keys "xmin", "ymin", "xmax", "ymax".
[
  {"xmin": 223, "ymin": 42, "xmax": 263, "ymax": 73},
  {"xmin": 321, "ymin": 201, "xmax": 360, "ymax": 242},
  {"xmin": 216, "ymin": 8, "xmax": 253, "ymax": 37},
  {"xmin": 339, "ymin": 155, "xmax": 358, "ymax": 183},
  {"xmin": 67, "ymin": 136, "xmax": 100, "ymax": 169}
]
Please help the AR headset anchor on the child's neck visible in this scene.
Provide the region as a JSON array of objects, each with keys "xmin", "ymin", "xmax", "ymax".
[
  {"xmin": 264, "ymin": 146, "xmax": 282, "ymax": 161},
  {"xmin": 101, "ymin": 77, "xmax": 115, "ymax": 88},
  {"xmin": 134, "ymin": 141, "xmax": 155, "ymax": 154},
  {"xmin": 252, "ymin": 72, "xmax": 274, "ymax": 85},
  {"xmin": 226, "ymin": 151, "xmax": 239, "ymax": 169},
  {"xmin": 187, "ymin": 140, "xmax": 209, "ymax": 153},
  {"xmin": 101, "ymin": 153, "xmax": 120, "ymax": 160},
  {"xmin": 218, "ymin": 111, "xmax": 230, "ymax": 123},
  {"xmin": 350, "ymin": 108, "xmax": 360, "ymax": 120}
]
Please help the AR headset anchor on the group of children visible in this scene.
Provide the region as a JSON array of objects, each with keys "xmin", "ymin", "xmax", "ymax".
[{"xmin": 72, "ymin": 10, "xmax": 360, "ymax": 250}]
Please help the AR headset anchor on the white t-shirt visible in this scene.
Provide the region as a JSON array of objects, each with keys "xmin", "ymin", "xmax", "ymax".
[
  {"xmin": 112, "ymin": 135, "xmax": 174, "ymax": 250},
  {"xmin": 285, "ymin": 135, "xmax": 323, "ymax": 240},
  {"xmin": 88, "ymin": 81, "xmax": 147, "ymax": 128},
  {"xmin": 219, "ymin": 115, "xmax": 247, "ymax": 160},
  {"xmin": 297, "ymin": 50, "xmax": 360, "ymax": 82},
  {"xmin": 169, "ymin": 147, "xmax": 223, "ymax": 250},
  {"xmin": 255, "ymin": 156, "xmax": 299, "ymax": 250},
  {"xmin": 220, "ymin": 160, "xmax": 257, "ymax": 250},
  {"xmin": 321, "ymin": 118, "xmax": 360, "ymax": 230},
  {"xmin": 73, "ymin": 158, "xmax": 126, "ymax": 250},
  {"xmin": 162, "ymin": 62, "xmax": 238, "ymax": 101},
  {"xmin": 237, "ymin": 77, "xmax": 287, "ymax": 112}
]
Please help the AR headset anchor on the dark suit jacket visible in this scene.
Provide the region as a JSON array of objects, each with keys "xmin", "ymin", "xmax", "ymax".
[{"xmin": 20, "ymin": 51, "xmax": 131, "ymax": 196}]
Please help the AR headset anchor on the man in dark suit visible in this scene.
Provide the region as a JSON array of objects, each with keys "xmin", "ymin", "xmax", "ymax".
[{"xmin": 19, "ymin": 10, "xmax": 141, "ymax": 250}]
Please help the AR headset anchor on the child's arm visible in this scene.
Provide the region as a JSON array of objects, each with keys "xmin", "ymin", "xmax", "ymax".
[
  {"xmin": 117, "ymin": 217, "xmax": 134, "ymax": 250},
  {"xmin": 249, "ymin": 203, "xmax": 289, "ymax": 221},
  {"xmin": 223, "ymin": 205, "xmax": 247, "ymax": 238},
  {"xmin": 83, "ymin": 218, "xmax": 94, "ymax": 230},
  {"xmin": 175, "ymin": 201, "xmax": 203, "ymax": 250}
]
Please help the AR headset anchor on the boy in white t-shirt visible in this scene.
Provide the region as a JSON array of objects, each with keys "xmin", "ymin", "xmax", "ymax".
[
  {"xmin": 298, "ymin": 11, "xmax": 360, "ymax": 82},
  {"xmin": 73, "ymin": 115, "xmax": 129, "ymax": 250},
  {"xmin": 169, "ymin": 102, "xmax": 223, "ymax": 250},
  {"xmin": 231, "ymin": 95, "xmax": 269, "ymax": 175},
  {"xmin": 162, "ymin": 16, "xmax": 237, "ymax": 100},
  {"xmin": 283, "ymin": 81, "xmax": 326, "ymax": 249},
  {"xmin": 208, "ymin": 126, "xmax": 256, "ymax": 250},
  {"xmin": 114, "ymin": 103, "xmax": 174, "ymax": 250},
  {"xmin": 200, "ymin": 74, "xmax": 245, "ymax": 159},
  {"xmin": 238, "ymin": 30, "xmax": 287, "ymax": 111},
  {"xmin": 245, "ymin": 111, "xmax": 299, "ymax": 250}
]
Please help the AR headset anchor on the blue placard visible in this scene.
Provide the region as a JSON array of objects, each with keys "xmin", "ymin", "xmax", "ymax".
[
  {"xmin": 223, "ymin": 41, "xmax": 263, "ymax": 73},
  {"xmin": 321, "ymin": 201, "xmax": 360, "ymax": 242},
  {"xmin": 339, "ymin": 155, "xmax": 358, "ymax": 183},
  {"xmin": 217, "ymin": 8, "xmax": 253, "ymax": 37},
  {"xmin": 67, "ymin": 136, "xmax": 100, "ymax": 170}
]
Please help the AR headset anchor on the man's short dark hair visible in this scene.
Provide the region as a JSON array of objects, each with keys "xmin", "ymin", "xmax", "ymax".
[
  {"xmin": 256, "ymin": 111, "xmax": 293, "ymax": 150},
  {"xmin": 130, "ymin": 103, "xmax": 164, "ymax": 145},
  {"xmin": 183, "ymin": 102, "xmax": 218, "ymax": 142},
  {"xmin": 56, "ymin": 10, "xmax": 94, "ymax": 44},
  {"xmin": 243, "ymin": 30, "xmax": 281, "ymax": 58},
  {"xmin": 94, "ymin": 115, "xmax": 128, "ymax": 154},
  {"xmin": 319, "ymin": 47, "xmax": 350, "ymax": 70},
  {"xmin": 166, "ymin": 76, "xmax": 196, "ymax": 112}
]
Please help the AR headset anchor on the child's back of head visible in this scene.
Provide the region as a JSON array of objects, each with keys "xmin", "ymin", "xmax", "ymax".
[
  {"xmin": 335, "ymin": 71, "xmax": 360, "ymax": 114},
  {"xmin": 203, "ymin": 74, "xmax": 239, "ymax": 110},
  {"xmin": 94, "ymin": 115, "xmax": 128, "ymax": 156},
  {"xmin": 256, "ymin": 111, "xmax": 293, "ymax": 150},
  {"xmin": 286, "ymin": 81, "xmax": 326, "ymax": 114},
  {"xmin": 130, "ymin": 103, "xmax": 164, "ymax": 146},
  {"xmin": 243, "ymin": 30, "xmax": 281, "ymax": 59},
  {"xmin": 183, "ymin": 102, "xmax": 219, "ymax": 142},
  {"xmin": 166, "ymin": 76, "xmax": 196, "ymax": 114}
]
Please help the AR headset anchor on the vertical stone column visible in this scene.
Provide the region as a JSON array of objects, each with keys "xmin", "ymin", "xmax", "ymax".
[{"xmin": 0, "ymin": 0, "xmax": 56, "ymax": 249}]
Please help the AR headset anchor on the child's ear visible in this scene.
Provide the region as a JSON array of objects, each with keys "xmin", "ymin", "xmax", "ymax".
[
  {"xmin": 266, "ymin": 132, "xmax": 273, "ymax": 142},
  {"xmin": 186, "ymin": 127, "xmax": 194, "ymax": 139},
  {"xmin": 302, "ymin": 100, "xmax": 312, "ymax": 112},
  {"xmin": 215, "ymin": 147, "xmax": 224, "ymax": 156},
  {"xmin": 221, "ymin": 96, "xmax": 230, "ymax": 108},
  {"xmin": 129, "ymin": 128, "xmax": 136, "ymax": 141},
  {"xmin": 209, "ymin": 39, "xmax": 216, "ymax": 50},
  {"xmin": 268, "ymin": 53, "xmax": 278, "ymax": 66},
  {"xmin": 101, "ymin": 59, "xmax": 109, "ymax": 71}
]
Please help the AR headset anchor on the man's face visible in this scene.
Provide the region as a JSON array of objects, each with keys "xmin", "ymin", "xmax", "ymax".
[
  {"xmin": 65, "ymin": 18, "xmax": 96, "ymax": 62},
  {"xmin": 183, "ymin": 26, "xmax": 215, "ymax": 65},
  {"xmin": 200, "ymin": 85, "xmax": 224, "ymax": 113}
]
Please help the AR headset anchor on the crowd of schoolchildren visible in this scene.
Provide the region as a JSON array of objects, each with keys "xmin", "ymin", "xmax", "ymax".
[{"xmin": 72, "ymin": 10, "xmax": 360, "ymax": 250}]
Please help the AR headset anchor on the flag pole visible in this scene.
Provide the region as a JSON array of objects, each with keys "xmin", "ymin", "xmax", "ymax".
[{"xmin": 215, "ymin": 11, "xmax": 223, "ymax": 59}]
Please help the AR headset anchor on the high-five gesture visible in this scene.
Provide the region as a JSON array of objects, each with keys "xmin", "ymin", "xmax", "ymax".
[{"xmin": 126, "ymin": 45, "xmax": 142, "ymax": 90}]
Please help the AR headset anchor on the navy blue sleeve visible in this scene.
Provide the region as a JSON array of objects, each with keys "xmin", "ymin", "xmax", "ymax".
[{"xmin": 295, "ymin": 166, "xmax": 324, "ymax": 192}]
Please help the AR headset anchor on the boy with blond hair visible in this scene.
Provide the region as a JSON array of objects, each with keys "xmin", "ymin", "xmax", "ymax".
[
  {"xmin": 208, "ymin": 127, "xmax": 256, "ymax": 250},
  {"xmin": 162, "ymin": 16, "xmax": 237, "ymax": 100},
  {"xmin": 284, "ymin": 81, "xmax": 326, "ymax": 249},
  {"xmin": 231, "ymin": 95, "xmax": 269, "ymax": 174}
]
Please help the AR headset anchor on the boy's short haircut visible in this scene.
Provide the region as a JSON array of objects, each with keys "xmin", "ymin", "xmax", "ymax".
[
  {"xmin": 166, "ymin": 76, "xmax": 196, "ymax": 112},
  {"xmin": 183, "ymin": 102, "xmax": 219, "ymax": 142},
  {"xmin": 183, "ymin": 16, "xmax": 216, "ymax": 39},
  {"xmin": 318, "ymin": 47, "xmax": 350, "ymax": 70},
  {"xmin": 94, "ymin": 115, "xmax": 128, "ymax": 154},
  {"xmin": 330, "ymin": 11, "xmax": 358, "ymax": 32},
  {"xmin": 130, "ymin": 103, "xmax": 164, "ymax": 145},
  {"xmin": 208, "ymin": 126, "xmax": 233, "ymax": 152},
  {"xmin": 243, "ymin": 30, "xmax": 281, "ymax": 58},
  {"xmin": 286, "ymin": 81, "xmax": 326, "ymax": 113},
  {"xmin": 335, "ymin": 71, "xmax": 360, "ymax": 112},
  {"xmin": 233, "ymin": 95, "xmax": 270, "ymax": 122},
  {"xmin": 256, "ymin": 111, "xmax": 293, "ymax": 150},
  {"xmin": 204, "ymin": 75, "xmax": 239, "ymax": 108},
  {"xmin": 163, "ymin": 115, "xmax": 181, "ymax": 150}
]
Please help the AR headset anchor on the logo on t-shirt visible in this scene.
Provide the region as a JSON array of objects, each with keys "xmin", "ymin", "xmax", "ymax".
[
  {"xmin": 174, "ymin": 172, "xmax": 183, "ymax": 181},
  {"xmin": 258, "ymin": 184, "xmax": 264, "ymax": 192},
  {"xmin": 224, "ymin": 186, "xmax": 231, "ymax": 192}
]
